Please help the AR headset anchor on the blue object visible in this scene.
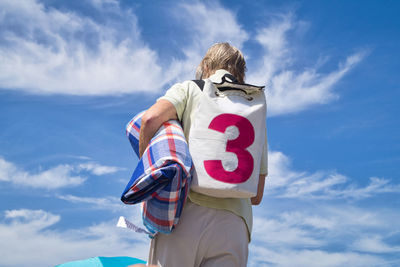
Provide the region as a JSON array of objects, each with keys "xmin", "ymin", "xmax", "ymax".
[{"xmin": 55, "ymin": 256, "xmax": 146, "ymax": 267}]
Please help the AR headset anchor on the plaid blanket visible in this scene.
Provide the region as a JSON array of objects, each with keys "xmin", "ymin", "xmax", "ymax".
[{"xmin": 121, "ymin": 111, "xmax": 192, "ymax": 235}]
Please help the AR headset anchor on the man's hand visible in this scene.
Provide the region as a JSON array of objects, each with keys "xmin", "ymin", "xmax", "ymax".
[
  {"xmin": 251, "ymin": 174, "xmax": 266, "ymax": 205},
  {"xmin": 139, "ymin": 99, "xmax": 178, "ymax": 157}
]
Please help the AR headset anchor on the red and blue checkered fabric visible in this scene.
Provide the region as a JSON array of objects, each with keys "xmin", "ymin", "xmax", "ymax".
[{"xmin": 121, "ymin": 112, "xmax": 193, "ymax": 235}]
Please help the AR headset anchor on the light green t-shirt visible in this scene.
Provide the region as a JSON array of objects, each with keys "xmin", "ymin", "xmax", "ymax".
[{"xmin": 158, "ymin": 70, "xmax": 268, "ymax": 240}]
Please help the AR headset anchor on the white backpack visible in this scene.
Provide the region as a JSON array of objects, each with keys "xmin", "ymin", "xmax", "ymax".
[{"xmin": 189, "ymin": 74, "xmax": 266, "ymax": 198}]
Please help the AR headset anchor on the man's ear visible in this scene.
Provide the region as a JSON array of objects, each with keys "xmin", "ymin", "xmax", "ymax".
[{"xmin": 202, "ymin": 65, "xmax": 211, "ymax": 79}]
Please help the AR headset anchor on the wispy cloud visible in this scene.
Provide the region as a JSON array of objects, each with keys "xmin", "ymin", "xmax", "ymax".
[
  {"xmin": 250, "ymin": 204, "xmax": 400, "ymax": 266},
  {"xmin": 0, "ymin": 0, "xmax": 249, "ymax": 96},
  {"xmin": 78, "ymin": 162, "xmax": 125, "ymax": 175},
  {"xmin": 5, "ymin": 209, "xmax": 61, "ymax": 230},
  {"xmin": 0, "ymin": 157, "xmax": 85, "ymax": 189},
  {"xmin": 249, "ymin": 150, "xmax": 400, "ymax": 265},
  {"xmin": 247, "ymin": 15, "xmax": 367, "ymax": 116},
  {"xmin": 165, "ymin": 1, "xmax": 249, "ymax": 84},
  {"xmin": 266, "ymin": 151, "xmax": 400, "ymax": 199},
  {"xmin": 0, "ymin": 209, "xmax": 148, "ymax": 267},
  {"xmin": 353, "ymin": 236, "xmax": 400, "ymax": 254},
  {"xmin": 0, "ymin": 156, "xmax": 123, "ymax": 189},
  {"xmin": 0, "ymin": 0, "xmax": 364, "ymax": 110},
  {"xmin": 178, "ymin": 2, "xmax": 248, "ymax": 50},
  {"xmin": 0, "ymin": 0, "xmax": 162, "ymax": 95},
  {"xmin": 57, "ymin": 194, "xmax": 125, "ymax": 211},
  {"xmin": 252, "ymin": 216, "xmax": 323, "ymax": 247},
  {"xmin": 249, "ymin": 245, "xmax": 384, "ymax": 267}
]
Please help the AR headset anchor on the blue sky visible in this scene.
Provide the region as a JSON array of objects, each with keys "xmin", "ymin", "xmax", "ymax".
[{"xmin": 1, "ymin": 0, "xmax": 399, "ymax": 266}]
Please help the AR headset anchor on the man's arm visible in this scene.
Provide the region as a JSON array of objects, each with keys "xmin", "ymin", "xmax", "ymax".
[
  {"xmin": 139, "ymin": 99, "xmax": 178, "ymax": 157},
  {"xmin": 251, "ymin": 174, "xmax": 266, "ymax": 205}
]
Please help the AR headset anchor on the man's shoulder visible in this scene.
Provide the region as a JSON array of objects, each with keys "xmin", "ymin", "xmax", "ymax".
[
  {"xmin": 167, "ymin": 80, "xmax": 203, "ymax": 96},
  {"xmin": 174, "ymin": 79, "xmax": 203, "ymax": 89}
]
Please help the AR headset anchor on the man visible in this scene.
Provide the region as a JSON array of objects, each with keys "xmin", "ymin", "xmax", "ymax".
[{"xmin": 139, "ymin": 43, "xmax": 267, "ymax": 267}]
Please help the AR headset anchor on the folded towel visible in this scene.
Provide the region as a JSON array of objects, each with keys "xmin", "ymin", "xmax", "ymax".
[{"xmin": 121, "ymin": 111, "xmax": 192, "ymax": 235}]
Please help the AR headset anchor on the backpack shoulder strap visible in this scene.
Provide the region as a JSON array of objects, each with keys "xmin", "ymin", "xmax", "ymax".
[{"xmin": 191, "ymin": 79, "xmax": 205, "ymax": 91}]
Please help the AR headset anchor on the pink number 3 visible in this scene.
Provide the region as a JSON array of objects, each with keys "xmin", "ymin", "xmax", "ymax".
[{"xmin": 204, "ymin": 113, "xmax": 255, "ymax": 184}]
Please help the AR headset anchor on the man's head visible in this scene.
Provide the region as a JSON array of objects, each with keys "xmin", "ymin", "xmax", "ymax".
[{"xmin": 196, "ymin": 42, "xmax": 247, "ymax": 83}]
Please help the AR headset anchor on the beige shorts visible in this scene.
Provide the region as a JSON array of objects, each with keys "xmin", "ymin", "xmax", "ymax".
[{"xmin": 148, "ymin": 200, "xmax": 249, "ymax": 267}]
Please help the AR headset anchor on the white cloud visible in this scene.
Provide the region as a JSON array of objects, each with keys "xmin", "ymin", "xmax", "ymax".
[
  {"xmin": 56, "ymin": 194, "xmax": 146, "ymax": 234},
  {"xmin": 89, "ymin": 0, "xmax": 119, "ymax": 9},
  {"xmin": 0, "ymin": 156, "xmax": 124, "ymax": 189},
  {"xmin": 249, "ymin": 246, "xmax": 384, "ymax": 267},
  {"xmin": 0, "ymin": 157, "xmax": 85, "ymax": 189},
  {"xmin": 279, "ymin": 211, "xmax": 336, "ymax": 230},
  {"xmin": 353, "ymin": 236, "xmax": 400, "ymax": 254},
  {"xmin": 249, "ymin": 150, "xmax": 400, "ymax": 266},
  {"xmin": 175, "ymin": 2, "xmax": 248, "ymax": 52},
  {"xmin": 252, "ymin": 216, "xmax": 323, "ymax": 247},
  {"xmin": 247, "ymin": 15, "xmax": 366, "ymax": 116},
  {"xmin": 248, "ymin": 15, "xmax": 293, "ymax": 85},
  {"xmin": 0, "ymin": 0, "xmax": 364, "ymax": 108},
  {"xmin": 0, "ymin": 0, "xmax": 250, "ymax": 96},
  {"xmin": 57, "ymin": 194, "xmax": 125, "ymax": 211},
  {"xmin": 165, "ymin": 2, "xmax": 249, "ymax": 84},
  {"xmin": 331, "ymin": 177, "xmax": 400, "ymax": 199},
  {"xmin": 0, "ymin": 0, "xmax": 163, "ymax": 95},
  {"xmin": 0, "ymin": 209, "xmax": 149, "ymax": 267},
  {"xmin": 78, "ymin": 162, "xmax": 125, "ymax": 175},
  {"xmin": 5, "ymin": 209, "xmax": 60, "ymax": 230},
  {"xmin": 250, "ymin": 204, "xmax": 400, "ymax": 266},
  {"xmin": 252, "ymin": 206, "xmax": 386, "ymax": 250},
  {"xmin": 266, "ymin": 151, "xmax": 400, "ymax": 199}
]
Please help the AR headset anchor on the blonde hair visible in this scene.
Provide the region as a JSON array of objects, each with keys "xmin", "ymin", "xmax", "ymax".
[{"xmin": 197, "ymin": 42, "xmax": 247, "ymax": 83}]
